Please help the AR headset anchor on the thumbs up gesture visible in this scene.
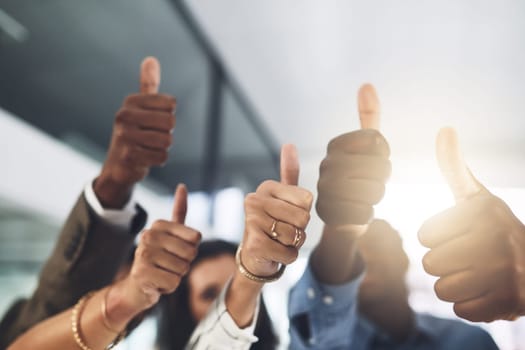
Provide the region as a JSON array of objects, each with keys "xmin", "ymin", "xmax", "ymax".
[
  {"xmin": 94, "ymin": 57, "xmax": 177, "ymax": 208},
  {"xmin": 113, "ymin": 184, "xmax": 201, "ymax": 316},
  {"xmin": 239, "ymin": 144, "xmax": 313, "ymax": 279},
  {"xmin": 418, "ymin": 127, "xmax": 525, "ymax": 322},
  {"xmin": 316, "ymin": 84, "xmax": 391, "ymax": 232}
]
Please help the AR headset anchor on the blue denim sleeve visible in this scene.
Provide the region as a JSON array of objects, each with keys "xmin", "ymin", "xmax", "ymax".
[{"xmin": 288, "ymin": 260, "xmax": 365, "ymax": 350}]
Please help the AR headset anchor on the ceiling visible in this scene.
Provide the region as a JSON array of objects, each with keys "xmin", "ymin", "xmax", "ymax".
[
  {"xmin": 0, "ymin": 0, "xmax": 279, "ymax": 194},
  {"xmin": 1, "ymin": 0, "xmax": 524, "ymax": 192}
]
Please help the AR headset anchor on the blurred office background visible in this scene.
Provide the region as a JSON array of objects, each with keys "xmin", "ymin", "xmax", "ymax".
[{"xmin": 1, "ymin": 0, "xmax": 525, "ymax": 348}]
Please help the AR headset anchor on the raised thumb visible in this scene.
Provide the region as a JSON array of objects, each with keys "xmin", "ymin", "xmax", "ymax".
[
  {"xmin": 436, "ymin": 127, "xmax": 486, "ymax": 202},
  {"xmin": 172, "ymin": 183, "xmax": 188, "ymax": 224},
  {"xmin": 358, "ymin": 83, "xmax": 381, "ymax": 130},
  {"xmin": 280, "ymin": 144, "xmax": 299, "ymax": 186},
  {"xmin": 140, "ymin": 56, "xmax": 161, "ymax": 94}
]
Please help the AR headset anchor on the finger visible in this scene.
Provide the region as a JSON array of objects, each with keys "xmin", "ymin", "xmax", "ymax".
[
  {"xmin": 140, "ymin": 56, "xmax": 161, "ymax": 94},
  {"xmin": 316, "ymin": 199, "xmax": 373, "ymax": 226},
  {"xmin": 434, "ymin": 269, "xmax": 492, "ymax": 303},
  {"xmin": 280, "ymin": 143, "xmax": 299, "ymax": 186},
  {"xmin": 119, "ymin": 127, "xmax": 172, "ymax": 150},
  {"xmin": 141, "ymin": 229, "xmax": 197, "ymax": 262},
  {"xmin": 436, "ymin": 127, "xmax": 488, "ymax": 202},
  {"xmin": 418, "ymin": 195, "xmax": 489, "ymax": 248},
  {"xmin": 317, "ymin": 178, "xmax": 385, "ymax": 205},
  {"xmin": 247, "ymin": 211, "xmax": 304, "ymax": 247},
  {"xmin": 151, "ymin": 220, "xmax": 201, "ymax": 244},
  {"xmin": 422, "ymin": 233, "xmax": 483, "ymax": 276},
  {"xmin": 116, "ymin": 107, "xmax": 176, "ymax": 132},
  {"xmin": 150, "ymin": 248, "xmax": 191, "ymax": 276},
  {"xmin": 124, "ymin": 94, "xmax": 176, "ymax": 112},
  {"xmin": 121, "ymin": 145, "xmax": 168, "ymax": 167},
  {"xmin": 256, "ymin": 180, "xmax": 313, "ymax": 211},
  {"xmin": 246, "ymin": 229, "xmax": 299, "ymax": 265},
  {"xmin": 358, "ymin": 83, "xmax": 380, "ymax": 130},
  {"xmin": 260, "ymin": 196, "xmax": 310, "ymax": 230},
  {"xmin": 453, "ymin": 291, "xmax": 516, "ymax": 322},
  {"xmin": 327, "ymin": 130, "xmax": 390, "ymax": 157},
  {"xmin": 172, "ymin": 184, "xmax": 188, "ymax": 224},
  {"xmin": 319, "ymin": 155, "xmax": 391, "ymax": 182}
]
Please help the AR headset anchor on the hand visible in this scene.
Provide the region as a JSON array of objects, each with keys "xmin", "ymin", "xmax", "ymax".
[
  {"xmin": 115, "ymin": 184, "xmax": 201, "ymax": 314},
  {"xmin": 240, "ymin": 144, "xmax": 313, "ymax": 278},
  {"xmin": 94, "ymin": 57, "xmax": 176, "ymax": 208},
  {"xmin": 316, "ymin": 84, "xmax": 391, "ymax": 234},
  {"xmin": 418, "ymin": 127, "xmax": 525, "ymax": 322}
]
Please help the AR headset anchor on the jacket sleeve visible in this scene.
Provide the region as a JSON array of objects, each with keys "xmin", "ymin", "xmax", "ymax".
[{"xmin": 0, "ymin": 192, "xmax": 147, "ymax": 348}]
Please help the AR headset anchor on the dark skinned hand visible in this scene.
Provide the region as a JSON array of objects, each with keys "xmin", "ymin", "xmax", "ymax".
[{"xmin": 94, "ymin": 57, "xmax": 176, "ymax": 208}]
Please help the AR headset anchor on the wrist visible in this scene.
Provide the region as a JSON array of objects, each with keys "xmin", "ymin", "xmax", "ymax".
[
  {"xmin": 94, "ymin": 172, "xmax": 134, "ymax": 209},
  {"xmin": 105, "ymin": 280, "xmax": 149, "ymax": 327},
  {"xmin": 226, "ymin": 272, "xmax": 262, "ymax": 327}
]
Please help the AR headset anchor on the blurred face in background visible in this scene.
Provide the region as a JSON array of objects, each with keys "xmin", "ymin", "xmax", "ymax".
[
  {"xmin": 187, "ymin": 253, "xmax": 236, "ymax": 322},
  {"xmin": 357, "ymin": 219, "xmax": 410, "ymax": 306}
]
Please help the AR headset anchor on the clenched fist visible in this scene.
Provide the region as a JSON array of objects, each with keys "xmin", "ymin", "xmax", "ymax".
[
  {"xmin": 111, "ymin": 184, "xmax": 201, "ymax": 317},
  {"xmin": 240, "ymin": 144, "xmax": 313, "ymax": 279},
  {"xmin": 419, "ymin": 127, "xmax": 525, "ymax": 322},
  {"xmin": 94, "ymin": 57, "xmax": 176, "ymax": 208},
  {"xmin": 316, "ymin": 84, "xmax": 391, "ymax": 229}
]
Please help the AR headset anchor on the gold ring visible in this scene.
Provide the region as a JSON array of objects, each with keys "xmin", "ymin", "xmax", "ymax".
[
  {"xmin": 293, "ymin": 228, "xmax": 302, "ymax": 247},
  {"xmin": 270, "ymin": 220, "xmax": 279, "ymax": 239}
]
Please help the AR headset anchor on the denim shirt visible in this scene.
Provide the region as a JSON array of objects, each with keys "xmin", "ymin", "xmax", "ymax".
[{"xmin": 288, "ymin": 262, "xmax": 499, "ymax": 350}]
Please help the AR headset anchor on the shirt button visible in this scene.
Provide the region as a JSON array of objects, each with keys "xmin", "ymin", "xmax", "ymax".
[
  {"xmin": 307, "ymin": 288, "xmax": 316, "ymax": 299},
  {"xmin": 323, "ymin": 295, "xmax": 334, "ymax": 305}
]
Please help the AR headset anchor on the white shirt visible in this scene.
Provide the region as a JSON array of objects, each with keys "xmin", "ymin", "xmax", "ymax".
[
  {"xmin": 83, "ymin": 181, "xmax": 137, "ymax": 229},
  {"xmin": 186, "ymin": 280, "xmax": 260, "ymax": 350}
]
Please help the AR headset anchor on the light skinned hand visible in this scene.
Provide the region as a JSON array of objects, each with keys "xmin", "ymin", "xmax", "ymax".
[{"xmin": 419, "ymin": 127, "xmax": 525, "ymax": 322}]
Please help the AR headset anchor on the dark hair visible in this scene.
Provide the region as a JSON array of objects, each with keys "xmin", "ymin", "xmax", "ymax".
[{"xmin": 157, "ymin": 239, "xmax": 278, "ymax": 350}]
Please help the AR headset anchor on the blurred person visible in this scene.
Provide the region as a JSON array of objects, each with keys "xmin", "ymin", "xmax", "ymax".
[
  {"xmin": 8, "ymin": 184, "xmax": 201, "ymax": 350},
  {"xmin": 157, "ymin": 240, "xmax": 278, "ymax": 350},
  {"xmin": 418, "ymin": 127, "xmax": 525, "ymax": 323},
  {"xmin": 0, "ymin": 56, "xmax": 175, "ymax": 348},
  {"xmin": 288, "ymin": 84, "xmax": 497, "ymax": 349},
  {"xmin": 355, "ymin": 219, "xmax": 497, "ymax": 348}
]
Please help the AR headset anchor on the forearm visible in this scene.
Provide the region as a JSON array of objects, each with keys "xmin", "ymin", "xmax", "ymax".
[
  {"xmin": 311, "ymin": 224, "xmax": 365, "ymax": 284},
  {"xmin": 8, "ymin": 286, "xmax": 138, "ymax": 350},
  {"xmin": 225, "ymin": 272, "xmax": 263, "ymax": 328}
]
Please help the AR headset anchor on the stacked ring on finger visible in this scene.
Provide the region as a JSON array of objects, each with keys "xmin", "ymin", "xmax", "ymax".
[
  {"xmin": 270, "ymin": 220, "xmax": 279, "ymax": 240},
  {"xmin": 293, "ymin": 228, "xmax": 303, "ymax": 248}
]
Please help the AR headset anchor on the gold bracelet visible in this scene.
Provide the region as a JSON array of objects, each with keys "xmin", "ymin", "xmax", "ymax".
[
  {"xmin": 72, "ymin": 292, "xmax": 95, "ymax": 350},
  {"xmin": 235, "ymin": 245, "xmax": 286, "ymax": 283},
  {"xmin": 72, "ymin": 291, "xmax": 127, "ymax": 350}
]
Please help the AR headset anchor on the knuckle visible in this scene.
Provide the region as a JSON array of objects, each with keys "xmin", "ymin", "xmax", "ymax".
[
  {"xmin": 303, "ymin": 190, "xmax": 314, "ymax": 207},
  {"xmin": 115, "ymin": 108, "xmax": 127, "ymax": 123},
  {"xmin": 158, "ymin": 152, "xmax": 169, "ymax": 164},
  {"xmin": 300, "ymin": 211, "xmax": 311, "ymax": 227},
  {"xmin": 141, "ymin": 230, "xmax": 153, "ymax": 245},
  {"xmin": 190, "ymin": 230, "xmax": 202, "ymax": 243},
  {"xmin": 151, "ymin": 219, "xmax": 168, "ymax": 229},
  {"xmin": 284, "ymin": 249, "xmax": 299, "ymax": 264},
  {"xmin": 244, "ymin": 193, "xmax": 258, "ymax": 209},
  {"xmin": 257, "ymin": 180, "xmax": 275, "ymax": 193},
  {"xmin": 421, "ymin": 253, "xmax": 434, "ymax": 274}
]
